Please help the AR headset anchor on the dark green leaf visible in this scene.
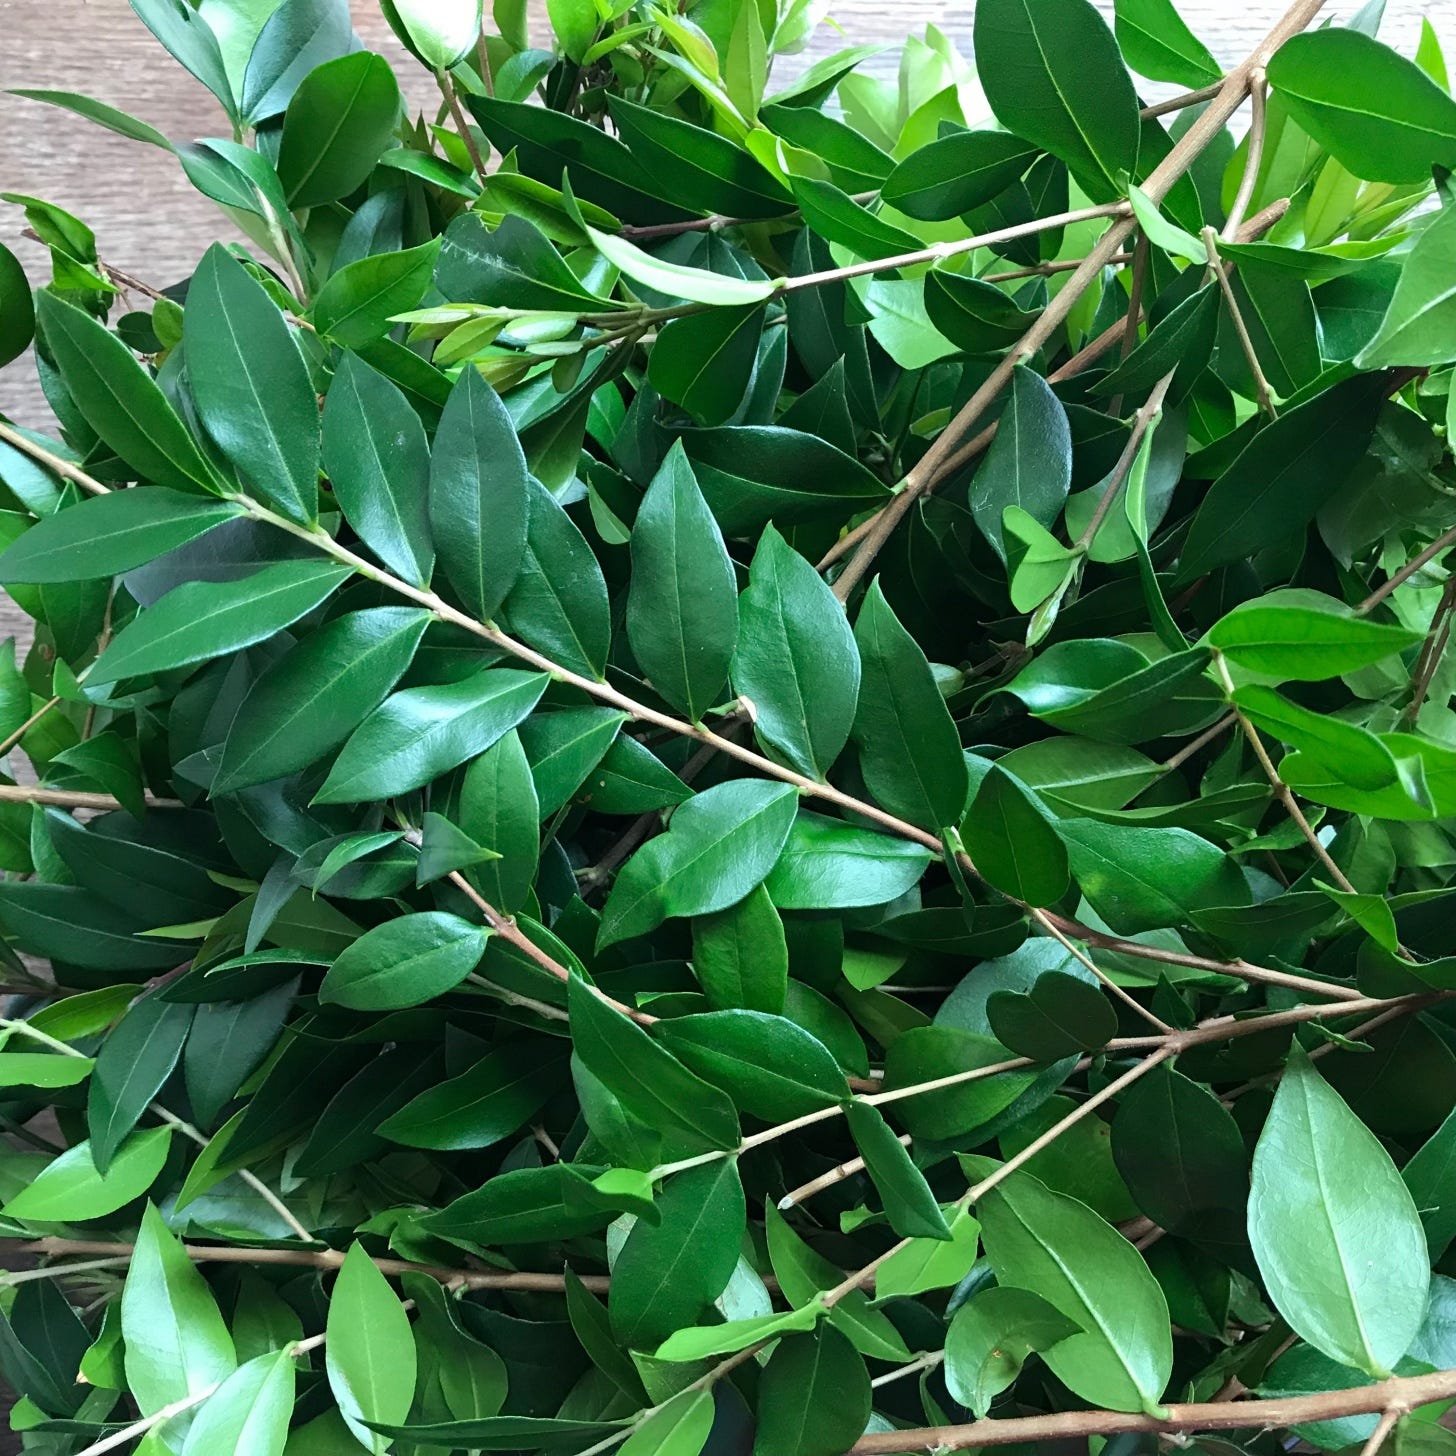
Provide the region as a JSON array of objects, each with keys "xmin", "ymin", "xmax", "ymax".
[
  {"xmin": 320, "ymin": 912, "xmax": 490, "ymax": 1010},
  {"xmin": 277, "ymin": 52, "xmax": 401, "ymax": 208},
  {"xmin": 752, "ymin": 1326, "xmax": 870, "ymax": 1456}
]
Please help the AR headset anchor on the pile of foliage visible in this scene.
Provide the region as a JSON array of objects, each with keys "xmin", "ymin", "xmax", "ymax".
[{"xmin": 3, "ymin": 0, "xmax": 1456, "ymax": 1450}]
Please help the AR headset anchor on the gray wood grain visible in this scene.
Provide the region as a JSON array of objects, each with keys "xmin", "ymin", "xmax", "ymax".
[{"xmin": 0, "ymin": 0, "xmax": 1446, "ymax": 649}]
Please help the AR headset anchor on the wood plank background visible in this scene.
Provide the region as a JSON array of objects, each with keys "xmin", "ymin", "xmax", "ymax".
[{"xmin": 0, "ymin": 0, "xmax": 1445, "ymax": 644}]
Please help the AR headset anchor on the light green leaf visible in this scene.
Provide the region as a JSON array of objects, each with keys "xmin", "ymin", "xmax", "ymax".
[
  {"xmin": 945, "ymin": 1285, "xmax": 1082, "ymax": 1417},
  {"xmin": 1249, "ymin": 1052, "xmax": 1429, "ymax": 1377},
  {"xmin": 587, "ymin": 226, "xmax": 781, "ymax": 306},
  {"xmin": 1, "ymin": 1126, "xmax": 172, "ymax": 1222},
  {"xmin": 320, "ymin": 912, "xmax": 490, "ymax": 1010},
  {"xmin": 181, "ymin": 1350, "xmax": 295, "ymax": 1456},
  {"xmin": 326, "ymin": 1243, "xmax": 418, "ymax": 1454}
]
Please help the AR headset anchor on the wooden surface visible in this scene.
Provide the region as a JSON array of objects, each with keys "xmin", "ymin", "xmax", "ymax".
[{"xmin": 0, "ymin": 0, "xmax": 1445, "ymax": 643}]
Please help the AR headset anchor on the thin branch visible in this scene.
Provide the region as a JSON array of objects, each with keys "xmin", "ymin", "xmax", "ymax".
[
  {"xmin": 1071, "ymin": 371, "xmax": 1175, "ymax": 555},
  {"xmin": 1204, "ymin": 226, "xmax": 1277, "ymax": 415},
  {"xmin": 847, "ymin": 1370, "xmax": 1453, "ymax": 1454},
  {"xmin": 0, "ymin": 784, "xmax": 183, "ymax": 811},
  {"xmin": 1029, "ymin": 907, "xmax": 1175, "ymax": 1035},
  {"xmin": 1212, "ymin": 650, "xmax": 1356, "ymax": 893},
  {"xmin": 0, "ymin": 696, "xmax": 62, "ymax": 758},
  {"xmin": 1141, "ymin": 80, "xmax": 1226, "ymax": 118},
  {"xmin": 1360, "ymin": 1408, "xmax": 1404, "ymax": 1456},
  {"xmin": 1404, "ymin": 573, "xmax": 1456, "ymax": 725},
  {"xmin": 1108, "ymin": 232, "xmax": 1152, "ymax": 417},
  {"xmin": 1358, "ymin": 524, "xmax": 1456, "ymax": 612},
  {"xmin": 1223, "ymin": 69, "xmax": 1269, "ymax": 239},
  {"xmin": 436, "ymin": 67, "xmax": 488, "ymax": 182},
  {"xmin": 4, "ymin": 1236, "xmax": 611, "ymax": 1293},
  {"xmin": 1160, "ymin": 712, "xmax": 1236, "ymax": 771}
]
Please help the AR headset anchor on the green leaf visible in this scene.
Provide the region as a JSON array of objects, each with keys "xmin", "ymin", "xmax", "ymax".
[
  {"xmin": 0, "ymin": 1052, "xmax": 93, "ymax": 1088},
  {"xmin": 33, "ymin": 292, "xmax": 219, "ymax": 495},
  {"xmin": 215, "ymin": 606, "xmax": 430, "ymax": 792},
  {"xmin": 1233, "ymin": 685, "xmax": 1399, "ymax": 789},
  {"xmin": 425, "ymin": 1160, "xmax": 653, "ymax": 1245},
  {"xmin": 970, "ymin": 365, "xmax": 1073, "ymax": 562},
  {"xmin": 881, "ymin": 1027, "xmax": 1039, "ymax": 1140},
  {"xmin": 763, "ymin": 810, "xmax": 931, "ymax": 910},
  {"xmin": 845, "ymin": 1099, "xmax": 949, "ymax": 1240},
  {"xmin": 1268, "ymin": 30, "xmax": 1456, "ymax": 183},
  {"xmin": 87, "ymin": 997, "xmax": 192, "ymax": 1173},
  {"xmin": 875, "ymin": 1209, "xmax": 982, "ymax": 1299},
  {"xmin": 974, "ymin": 0, "xmax": 1141, "ymax": 201},
  {"xmin": 1248, "ymin": 1051, "xmax": 1429, "ymax": 1377},
  {"xmin": 320, "ymin": 912, "xmax": 490, "ymax": 1010},
  {"xmin": 611, "ymin": 1159, "xmax": 745, "ymax": 1349},
  {"xmin": 754, "ymin": 1326, "xmax": 870, "ymax": 1456},
  {"xmin": 520, "ymin": 707, "xmax": 626, "ymax": 815},
  {"xmin": 691, "ymin": 885, "xmax": 788, "ymax": 1013},
  {"xmin": 988, "ymin": 971, "xmax": 1117, "ymax": 1060},
  {"xmin": 90, "ymin": 561, "xmax": 350, "ymax": 683},
  {"xmin": 656, "ymin": 1010, "xmax": 847, "ymax": 1121},
  {"xmin": 648, "ymin": 304, "xmax": 765, "ymax": 428},
  {"xmin": 882, "ymin": 131, "xmax": 1039, "ymax": 222},
  {"xmin": 963, "ymin": 766, "xmax": 1069, "ymax": 907},
  {"xmin": 0, "ymin": 239, "xmax": 34, "ymax": 370},
  {"xmin": 181, "ymin": 1350, "xmax": 295, "ymax": 1456},
  {"xmin": 315, "ymin": 241, "xmax": 439, "ymax": 348},
  {"xmin": 326, "ymin": 1243, "xmax": 417, "ymax": 1453},
  {"xmin": 8, "ymin": 87, "xmax": 172, "ymax": 149},
  {"xmin": 1357, "ymin": 204, "xmax": 1456, "ymax": 368},
  {"xmin": 185, "ymin": 244, "xmax": 319, "ymax": 523},
  {"xmin": 599, "ymin": 779, "xmax": 799, "ymax": 948},
  {"xmin": 315, "ymin": 667, "xmax": 547, "ymax": 802},
  {"xmin": 429, "ymin": 365, "xmax": 529, "ymax": 622},
  {"xmin": 653, "ymin": 1304, "xmax": 821, "ymax": 1363},
  {"xmin": 1092, "ymin": 284, "xmax": 1219, "ymax": 402},
  {"xmin": 588, "ymin": 226, "xmax": 780, "ymax": 306},
  {"xmin": 0, "ymin": 1126, "xmax": 171, "ymax": 1221},
  {"xmin": 1208, "ymin": 595, "xmax": 1422, "ymax": 680},
  {"xmin": 130, "ymin": 0, "xmax": 239, "ymax": 124},
  {"xmin": 851, "ymin": 581, "xmax": 967, "ymax": 832},
  {"xmin": 277, "ymin": 52, "xmax": 401, "ymax": 209},
  {"xmin": 502, "ymin": 477, "xmax": 612, "ymax": 680},
  {"xmin": 458, "ymin": 729, "xmax": 539, "ymax": 912},
  {"xmin": 0, "ymin": 488, "xmax": 242, "ymax": 585},
  {"xmin": 978, "ymin": 1169, "xmax": 1172, "ymax": 1413},
  {"xmin": 626, "ymin": 441, "xmax": 738, "ymax": 721},
  {"xmin": 384, "ymin": 0, "xmax": 483, "ymax": 69},
  {"xmin": 1062, "ymin": 816, "xmax": 1249, "ymax": 934},
  {"xmin": 379, "ymin": 1043, "xmax": 564, "ymax": 1150},
  {"xmin": 945, "ymin": 1285, "xmax": 1082, "ymax": 1417},
  {"xmin": 926, "ymin": 271, "xmax": 1041, "ymax": 354},
  {"xmin": 121, "ymin": 1203, "xmax": 237, "ymax": 1415},
  {"xmin": 1114, "ymin": 0, "xmax": 1220, "ymax": 85},
  {"xmin": 1403, "ymin": 1106, "xmax": 1456, "ymax": 1262},
  {"xmin": 1112, "ymin": 1064, "xmax": 1248, "ymax": 1238},
  {"xmin": 317, "ymin": 358, "xmax": 431, "ymax": 587},
  {"xmin": 569, "ymin": 975, "xmax": 740, "ymax": 1151},
  {"xmin": 732, "ymin": 524, "xmax": 859, "ymax": 781},
  {"xmin": 619, "ymin": 1388, "xmax": 714, "ymax": 1456}
]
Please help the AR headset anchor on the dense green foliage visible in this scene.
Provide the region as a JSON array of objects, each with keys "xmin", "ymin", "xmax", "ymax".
[{"xmin": 2, "ymin": 0, "xmax": 1456, "ymax": 1452}]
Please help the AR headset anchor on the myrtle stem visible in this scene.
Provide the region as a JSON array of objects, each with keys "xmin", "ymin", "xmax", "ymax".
[
  {"xmin": 1204, "ymin": 226, "xmax": 1278, "ymax": 416},
  {"xmin": 436, "ymin": 67, "xmax": 488, "ymax": 182}
]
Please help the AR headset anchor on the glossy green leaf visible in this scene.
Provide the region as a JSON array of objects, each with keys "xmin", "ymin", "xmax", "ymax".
[
  {"xmin": 963, "ymin": 765, "xmax": 1069, "ymax": 906},
  {"xmin": 875, "ymin": 1208, "xmax": 982, "ymax": 1299},
  {"xmin": 988, "ymin": 971, "xmax": 1116, "ymax": 1060},
  {"xmin": 626, "ymin": 441, "xmax": 738, "ymax": 721},
  {"xmin": 568, "ymin": 974, "xmax": 740, "ymax": 1152},
  {"xmin": 1114, "ymin": 0, "xmax": 1221, "ymax": 86},
  {"xmin": 316, "ymin": 668, "xmax": 546, "ymax": 802},
  {"xmin": 764, "ymin": 810, "xmax": 931, "ymax": 910},
  {"xmin": 845, "ymin": 1099, "xmax": 949, "ymax": 1240},
  {"xmin": 185, "ymin": 244, "xmax": 319, "ymax": 522},
  {"xmin": 181, "ymin": 1351, "xmax": 294, "ymax": 1456},
  {"xmin": 326, "ymin": 1243, "xmax": 417, "ymax": 1452},
  {"xmin": 1248, "ymin": 1052, "xmax": 1429, "ymax": 1377},
  {"xmin": 1, "ymin": 1126, "xmax": 172, "ymax": 1221},
  {"xmin": 974, "ymin": 0, "xmax": 1141, "ymax": 200},
  {"xmin": 599, "ymin": 778, "xmax": 798, "ymax": 947},
  {"xmin": 320, "ymin": 912, "xmax": 490, "ymax": 1010},
  {"xmin": 1267, "ymin": 30, "xmax": 1456, "ymax": 183},
  {"xmin": 691, "ymin": 884, "xmax": 789, "ymax": 1013},
  {"xmin": 979, "ymin": 1169, "xmax": 1172, "ymax": 1413},
  {"xmin": 752, "ymin": 1326, "xmax": 870, "ymax": 1456},
  {"xmin": 215, "ymin": 606, "xmax": 431, "ymax": 792},
  {"xmin": 1357, "ymin": 204, "xmax": 1456, "ymax": 368},
  {"xmin": 121, "ymin": 1203, "xmax": 236, "ymax": 1415},
  {"xmin": 33, "ymin": 292, "xmax": 220, "ymax": 494},
  {"xmin": 883, "ymin": 131, "xmax": 1039, "ymax": 221},
  {"xmin": 383, "ymin": 0, "xmax": 482, "ymax": 68},
  {"xmin": 90, "ymin": 561, "xmax": 350, "ymax": 683},
  {"xmin": 429, "ymin": 366, "xmax": 529, "ymax": 622},
  {"xmin": 732, "ymin": 525, "xmax": 859, "ymax": 781},
  {"xmin": 1209, "ymin": 595, "xmax": 1422, "ymax": 680},
  {"xmin": 87, "ymin": 997, "xmax": 192, "ymax": 1172},
  {"xmin": 0, "ymin": 488, "xmax": 241, "ymax": 584},
  {"xmin": 611, "ymin": 1159, "xmax": 745, "ymax": 1349},
  {"xmin": 945, "ymin": 1285, "xmax": 1082, "ymax": 1417},
  {"xmin": 648, "ymin": 305, "xmax": 766, "ymax": 428},
  {"xmin": 656, "ymin": 1010, "xmax": 847, "ymax": 1121},
  {"xmin": 277, "ymin": 52, "xmax": 401, "ymax": 208},
  {"xmin": 0, "ymin": 239, "xmax": 34, "ymax": 369},
  {"xmin": 970, "ymin": 365, "xmax": 1073, "ymax": 562},
  {"xmin": 852, "ymin": 581, "xmax": 967, "ymax": 831}
]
